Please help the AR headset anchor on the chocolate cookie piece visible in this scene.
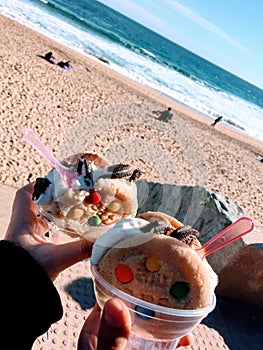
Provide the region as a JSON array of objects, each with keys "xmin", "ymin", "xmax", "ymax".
[
  {"xmin": 170, "ymin": 225, "xmax": 200, "ymax": 247},
  {"xmin": 32, "ymin": 177, "xmax": 51, "ymax": 201},
  {"xmin": 100, "ymin": 163, "xmax": 141, "ymax": 181}
]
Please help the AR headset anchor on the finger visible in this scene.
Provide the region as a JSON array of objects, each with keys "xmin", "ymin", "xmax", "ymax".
[
  {"xmin": 12, "ymin": 182, "xmax": 37, "ymax": 216},
  {"xmin": 78, "ymin": 304, "xmax": 101, "ymax": 350},
  {"xmin": 97, "ymin": 298, "xmax": 131, "ymax": 350},
  {"xmin": 6, "ymin": 183, "xmax": 45, "ymax": 240},
  {"xmin": 34, "ymin": 238, "xmax": 93, "ymax": 280},
  {"xmin": 177, "ymin": 333, "xmax": 194, "ymax": 347},
  {"xmin": 60, "ymin": 237, "xmax": 93, "ymax": 263}
]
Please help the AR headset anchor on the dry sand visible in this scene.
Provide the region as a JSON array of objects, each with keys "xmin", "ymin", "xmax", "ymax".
[{"xmin": 0, "ymin": 14, "xmax": 263, "ymax": 234}]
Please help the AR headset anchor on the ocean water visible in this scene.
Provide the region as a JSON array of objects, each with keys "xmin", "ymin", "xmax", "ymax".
[{"xmin": 1, "ymin": 0, "xmax": 263, "ymax": 142}]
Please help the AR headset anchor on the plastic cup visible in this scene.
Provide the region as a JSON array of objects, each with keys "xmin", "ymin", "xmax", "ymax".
[
  {"xmin": 37, "ymin": 206, "xmax": 111, "ymax": 243},
  {"xmin": 91, "ymin": 264, "xmax": 216, "ymax": 349},
  {"xmin": 35, "ymin": 152, "xmax": 138, "ymax": 244}
]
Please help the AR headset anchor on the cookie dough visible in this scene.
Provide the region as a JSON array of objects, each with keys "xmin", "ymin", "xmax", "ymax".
[{"xmin": 92, "ymin": 216, "xmax": 218, "ymax": 310}]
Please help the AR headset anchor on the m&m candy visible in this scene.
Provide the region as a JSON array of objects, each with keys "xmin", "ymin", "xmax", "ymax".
[
  {"xmin": 134, "ymin": 305, "xmax": 155, "ymax": 320},
  {"xmin": 145, "ymin": 256, "xmax": 161, "ymax": 272},
  {"xmin": 169, "ymin": 281, "xmax": 190, "ymax": 300},
  {"xmin": 88, "ymin": 215, "xmax": 102, "ymax": 226},
  {"xmin": 84, "ymin": 190, "xmax": 101, "ymax": 205},
  {"xmin": 115, "ymin": 264, "xmax": 134, "ymax": 283}
]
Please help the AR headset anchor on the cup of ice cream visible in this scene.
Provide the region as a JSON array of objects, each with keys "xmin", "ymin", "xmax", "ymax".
[
  {"xmin": 90, "ymin": 212, "xmax": 218, "ymax": 349},
  {"xmin": 32, "ymin": 152, "xmax": 141, "ymax": 243}
]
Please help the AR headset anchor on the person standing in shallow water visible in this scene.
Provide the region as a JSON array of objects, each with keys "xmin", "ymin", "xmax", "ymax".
[{"xmin": 211, "ymin": 115, "xmax": 223, "ymax": 127}]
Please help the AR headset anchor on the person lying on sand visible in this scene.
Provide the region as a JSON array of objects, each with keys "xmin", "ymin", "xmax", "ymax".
[
  {"xmin": 57, "ymin": 60, "xmax": 73, "ymax": 70},
  {"xmin": 44, "ymin": 51, "xmax": 56, "ymax": 64}
]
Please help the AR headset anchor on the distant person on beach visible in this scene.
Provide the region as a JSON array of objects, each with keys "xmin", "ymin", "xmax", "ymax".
[
  {"xmin": 211, "ymin": 115, "xmax": 223, "ymax": 127},
  {"xmin": 158, "ymin": 107, "xmax": 173, "ymax": 122},
  {"xmin": 44, "ymin": 51, "xmax": 56, "ymax": 64},
  {"xmin": 57, "ymin": 60, "xmax": 72, "ymax": 70},
  {"xmin": 0, "ymin": 182, "xmax": 193, "ymax": 349}
]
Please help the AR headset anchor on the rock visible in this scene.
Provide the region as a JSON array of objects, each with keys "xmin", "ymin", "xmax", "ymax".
[{"xmin": 137, "ymin": 180, "xmax": 244, "ymax": 239}]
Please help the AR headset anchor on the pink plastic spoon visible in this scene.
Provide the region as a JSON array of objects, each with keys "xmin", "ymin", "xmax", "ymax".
[
  {"xmin": 195, "ymin": 217, "xmax": 254, "ymax": 259},
  {"xmin": 23, "ymin": 128, "xmax": 77, "ymax": 186}
]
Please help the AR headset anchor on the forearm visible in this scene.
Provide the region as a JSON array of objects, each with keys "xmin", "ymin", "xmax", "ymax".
[{"xmin": 0, "ymin": 240, "xmax": 63, "ymax": 349}]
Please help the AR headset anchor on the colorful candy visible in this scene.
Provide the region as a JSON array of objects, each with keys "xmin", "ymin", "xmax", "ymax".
[
  {"xmin": 115, "ymin": 264, "xmax": 134, "ymax": 283},
  {"xmin": 67, "ymin": 207, "xmax": 84, "ymax": 220},
  {"xmin": 134, "ymin": 305, "xmax": 155, "ymax": 320},
  {"xmin": 145, "ymin": 256, "xmax": 161, "ymax": 272},
  {"xmin": 108, "ymin": 201, "xmax": 121, "ymax": 212},
  {"xmin": 169, "ymin": 282, "xmax": 190, "ymax": 300},
  {"xmin": 88, "ymin": 215, "xmax": 102, "ymax": 226},
  {"xmin": 84, "ymin": 189, "xmax": 102, "ymax": 205}
]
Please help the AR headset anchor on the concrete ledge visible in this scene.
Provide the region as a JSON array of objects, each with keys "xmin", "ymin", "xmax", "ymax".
[{"xmin": 0, "ymin": 184, "xmax": 17, "ymax": 237}]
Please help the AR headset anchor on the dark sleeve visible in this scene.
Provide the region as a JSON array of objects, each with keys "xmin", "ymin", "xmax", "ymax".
[{"xmin": 0, "ymin": 240, "xmax": 63, "ymax": 350}]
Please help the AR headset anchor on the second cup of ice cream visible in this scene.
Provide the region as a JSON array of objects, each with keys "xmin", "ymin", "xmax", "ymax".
[{"xmin": 33, "ymin": 152, "xmax": 141, "ymax": 242}]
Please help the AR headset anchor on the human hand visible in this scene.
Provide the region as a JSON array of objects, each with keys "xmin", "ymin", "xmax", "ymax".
[
  {"xmin": 5, "ymin": 182, "xmax": 93, "ymax": 280},
  {"xmin": 78, "ymin": 298, "xmax": 193, "ymax": 350},
  {"xmin": 78, "ymin": 298, "xmax": 131, "ymax": 350}
]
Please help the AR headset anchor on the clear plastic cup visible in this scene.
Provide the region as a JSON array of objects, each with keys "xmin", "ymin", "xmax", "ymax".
[
  {"xmin": 91, "ymin": 264, "xmax": 216, "ymax": 349},
  {"xmin": 35, "ymin": 152, "xmax": 138, "ymax": 244},
  {"xmin": 37, "ymin": 206, "xmax": 111, "ymax": 243}
]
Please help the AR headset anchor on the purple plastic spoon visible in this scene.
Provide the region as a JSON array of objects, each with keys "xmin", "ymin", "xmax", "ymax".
[
  {"xmin": 195, "ymin": 217, "xmax": 254, "ymax": 259},
  {"xmin": 23, "ymin": 128, "xmax": 77, "ymax": 186}
]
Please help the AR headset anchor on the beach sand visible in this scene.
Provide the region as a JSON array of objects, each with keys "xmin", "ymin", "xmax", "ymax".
[
  {"xmin": 1, "ymin": 15, "xmax": 262, "ymax": 233},
  {"xmin": 1, "ymin": 14, "xmax": 263, "ymax": 350}
]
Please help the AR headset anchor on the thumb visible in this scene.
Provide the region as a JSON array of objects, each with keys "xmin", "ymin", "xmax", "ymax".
[
  {"xmin": 55, "ymin": 238, "xmax": 93, "ymax": 268},
  {"xmin": 98, "ymin": 298, "xmax": 131, "ymax": 350},
  {"xmin": 38, "ymin": 238, "xmax": 93, "ymax": 279},
  {"xmin": 78, "ymin": 304, "xmax": 101, "ymax": 350}
]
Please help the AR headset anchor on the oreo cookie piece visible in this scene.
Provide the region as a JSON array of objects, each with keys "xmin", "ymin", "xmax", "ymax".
[
  {"xmin": 32, "ymin": 177, "xmax": 51, "ymax": 201},
  {"xmin": 170, "ymin": 225, "xmax": 200, "ymax": 246}
]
